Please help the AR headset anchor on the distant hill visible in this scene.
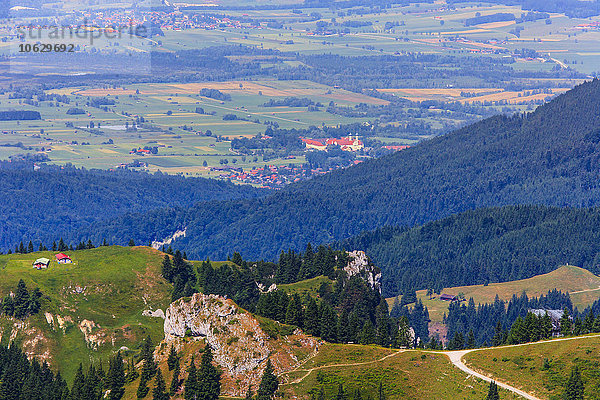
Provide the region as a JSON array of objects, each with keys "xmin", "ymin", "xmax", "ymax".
[
  {"xmin": 0, "ymin": 163, "xmax": 266, "ymax": 250},
  {"xmin": 389, "ymin": 265, "xmax": 600, "ymax": 323},
  {"xmin": 89, "ymin": 79, "xmax": 600, "ymax": 262},
  {"xmin": 343, "ymin": 205, "xmax": 600, "ymax": 296}
]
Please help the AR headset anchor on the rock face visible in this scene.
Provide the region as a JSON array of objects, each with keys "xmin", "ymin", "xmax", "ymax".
[
  {"xmin": 344, "ymin": 250, "xmax": 382, "ymax": 293},
  {"xmin": 162, "ymin": 293, "xmax": 320, "ymax": 396}
]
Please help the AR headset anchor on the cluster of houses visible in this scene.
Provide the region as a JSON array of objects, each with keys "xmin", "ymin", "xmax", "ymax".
[
  {"xmin": 301, "ymin": 136, "xmax": 364, "ymax": 152},
  {"xmin": 32, "ymin": 253, "xmax": 72, "ymax": 270}
]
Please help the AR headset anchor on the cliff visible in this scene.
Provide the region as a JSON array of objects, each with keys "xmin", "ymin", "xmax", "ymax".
[{"xmin": 159, "ymin": 293, "xmax": 320, "ymax": 396}]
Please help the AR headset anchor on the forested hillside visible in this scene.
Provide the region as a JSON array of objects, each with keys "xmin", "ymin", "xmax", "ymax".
[
  {"xmin": 85, "ymin": 79, "xmax": 600, "ymax": 262},
  {"xmin": 341, "ymin": 206, "xmax": 600, "ymax": 296},
  {"xmin": 0, "ymin": 163, "xmax": 266, "ymax": 250}
]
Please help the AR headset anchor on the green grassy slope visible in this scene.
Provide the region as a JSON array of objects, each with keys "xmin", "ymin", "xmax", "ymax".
[
  {"xmin": 463, "ymin": 335, "xmax": 600, "ymax": 400},
  {"xmin": 388, "ymin": 265, "xmax": 600, "ymax": 323},
  {"xmin": 280, "ymin": 343, "xmax": 519, "ymax": 400},
  {"xmin": 0, "ymin": 246, "xmax": 171, "ymax": 382}
]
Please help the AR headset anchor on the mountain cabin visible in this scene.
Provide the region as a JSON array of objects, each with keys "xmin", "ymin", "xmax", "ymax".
[
  {"xmin": 32, "ymin": 258, "xmax": 50, "ymax": 269},
  {"xmin": 55, "ymin": 253, "xmax": 72, "ymax": 264}
]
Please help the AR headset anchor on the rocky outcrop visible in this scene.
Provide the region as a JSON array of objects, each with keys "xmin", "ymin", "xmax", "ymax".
[
  {"xmin": 344, "ymin": 250, "xmax": 382, "ymax": 293},
  {"xmin": 142, "ymin": 309, "xmax": 165, "ymax": 319},
  {"xmin": 161, "ymin": 293, "xmax": 320, "ymax": 396}
]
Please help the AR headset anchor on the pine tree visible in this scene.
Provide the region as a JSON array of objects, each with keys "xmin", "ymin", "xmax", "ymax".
[
  {"xmin": 336, "ymin": 384, "xmax": 345, "ymax": 400},
  {"xmin": 563, "ymin": 365, "xmax": 584, "ymax": 400},
  {"xmin": 170, "ymin": 361, "xmax": 180, "ymax": 396},
  {"xmin": 107, "ymin": 351, "xmax": 126, "ymax": 400},
  {"xmin": 257, "ymin": 360, "xmax": 278, "ymax": 400},
  {"xmin": 152, "ymin": 369, "xmax": 169, "ymax": 400},
  {"xmin": 319, "ymin": 303, "xmax": 338, "ymax": 342},
  {"xmin": 560, "ymin": 309, "xmax": 573, "ymax": 337},
  {"xmin": 52, "ymin": 241, "xmax": 57, "ymax": 251},
  {"xmin": 485, "ymin": 381, "xmax": 499, "ymax": 400},
  {"xmin": 129, "ymin": 239, "xmax": 136, "ymax": 247},
  {"xmin": 198, "ymin": 345, "xmax": 221, "ymax": 400},
  {"xmin": 126, "ymin": 358, "xmax": 139, "ymax": 383},
  {"xmin": 375, "ymin": 299, "xmax": 390, "ymax": 346},
  {"xmin": 358, "ymin": 320, "xmax": 376, "ymax": 345},
  {"xmin": 19, "ymin": 241, "xmax": 25, "ymax": 254},
  {"xmin": 71, "ymin": 364, "xmax": 86, "ymax": 400},
  {"xmin": 162, "ymin": 256, "xmax": 173, "ymax": 282},
  {"xmin": 167, "ymin": 346, "xmax": 179, "ymax": 371},
  {"xmin": 184, "ymin": 357, "xmax": 198, "ymax": 400},
  {"xmin": 14, "ymin": 279, "xmax": 30, "ymax": 319},
  {"xmin": 304, "ymin": 298, "xmax": 320, "ymax": 336},
  {"xmin": 466, "ymin": 329, "xmax": 476, "ymax": 349},
  {"xmin": 27, "ymin": 241, "xmax": 33, "ymax": 253},
  {"xmin": 137, "ymin": 379, "xmax": 150, "ymax": 399}
]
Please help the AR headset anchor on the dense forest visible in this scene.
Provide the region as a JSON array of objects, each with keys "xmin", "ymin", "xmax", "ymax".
[
  {"xmin": 0, "ymin": 162, "xmax": 266, "ymax": 251},
  {"xmin": 190, "ymin": 247, "xmax": 430, "ymax": 346},
  {"xmin": 82, "ymin": 80, "xmax": 600, "ymax": 266},
  {"xmin": 339, "ymin": 205, "xmax": 600, "ymax": 295}
]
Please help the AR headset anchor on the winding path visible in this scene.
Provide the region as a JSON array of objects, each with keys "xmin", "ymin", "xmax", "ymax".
[
  {"xmin": 441, "ymin": 334, "xmax": 600, "ymax": 399},
  {"xmin": 283, "ymin": 334, "xmax": 600, "ymax": 398},
  {"xmin": 444, "ymin": 349, "xmax": 541, "ymax": 400},
  {"xmin": 282, "ymin": 349, "xmax": 404, "ymax": 385}
]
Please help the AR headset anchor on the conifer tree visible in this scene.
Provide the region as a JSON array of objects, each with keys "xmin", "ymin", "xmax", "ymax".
[
  {"xmin": 198, "ymin": 346, "xmax": 221, "ymax": 400},
  {"xmin": 38, "ymin": 243, "xmax": 43, "ymax": 252},
  {"xmin": 19, "ymin": 241, "xmax": 25, "ymax": 254},
  {"xmin": 27, "ymin": 241, "xmax": 33, "ymax": 253},
  {"xmin": 152, "ymin": 369, "xmax": 169, "ymax": 400},
  {"xmin": 170, "ymin": 361, "xmax": 180, "ymax": 396},
  {"xmin": 107, "ymin": 351, "xmax": 125, "ymax": 400},
  {"xmin": 319, "ymin": 303, "xmax": 338, "ymax": 342},
  {"xmin": 52, "ymin": 241, "xmax": 57, "ymax": 251},
  {"xmin": 560, "ymin": 309, "xmax": 573, "ymax": 337},
  {"xmin": 304, "ymin": 298, "xmax": 320, "ymax": 336},
  {"xmin": 126, "ymin": 358, "xmax": 139, "ymax": 383},
  {"xmin": 14, "ymin": 279, "xmax": 30, "ymax": 319},
  {"xmin": 71, "ymin": 364, "xmax": 86, "ymax": 400},
  {"xmin": 335, "ymin": 384, "xmax": 345, "ymax": 400},
  {"xmin": 375, "ymin": 299, "xmax": 390, "ymax": 346},
  {"xmin": 167, "ymin": 346, "xmax": 179, "ymax": 371},
  {"xmin": 563, "ymin": 366, "xmax": 584, "ymax": 400},
  {"xmin": 358, "ymin": 320, "xmax": 376, "ymax": 345},
  {"xmin": 184, "ymin": 357, "xmax": 198, "ymax": 400},
  {"xmin": 137, "ymin": 379, "xmax": 150, "ymax": 399},
  {"xmin": 257, "ymin": 360, "xmax": 278, "ymax": 400},
  {"xmin": 378, "ymin": 382, "xmax": 385, "ymax": 400},
  {"xmin": 485, "ymin": 381, "xmax": 499, "ymax": 400},
  {"xmin": 466, "ymin": 329, "xmax": 476, "ymax": 349},
  {"xmin": 162, "ymin": 255, "xmax": 174, "ymax": 282}
]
